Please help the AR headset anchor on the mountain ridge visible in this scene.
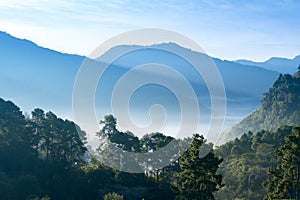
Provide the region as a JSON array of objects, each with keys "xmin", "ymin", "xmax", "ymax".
[
  {"xmin": 98, "ymin": 43, "xmax": 281, "ymax": 74},
  {"xmin": 0, "ymin": 31, "xmax": 85, "ymax": 58},
  {"xmin": 0, "ymin": 30, "xmax": 282, "ymax": 140},
  {"xmin": 235, "ymin": 56, "xmax": 300, "ymax": 74}
]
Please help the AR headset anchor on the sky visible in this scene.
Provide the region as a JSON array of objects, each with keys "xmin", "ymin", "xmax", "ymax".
[{"xmin": 0, "ymin": 0, "xmax": 300, "ymax": 61}]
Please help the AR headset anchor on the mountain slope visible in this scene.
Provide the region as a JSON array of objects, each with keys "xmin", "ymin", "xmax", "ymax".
[
  {"xmin": 97, "ymin": 44, "xmax": 279, "ymax": 132},
  {"xmin": 220, "ymin": 68, "xmax": 300, "ymax": 143},
  {"xmin": 0, "ymin": 31, "xmax": 86, "ymax": 115},
  {"xmin": 97, "ymin": 43, "xmax": 279, "ymax": 108},
  {"xmin": 235, "ymin": 56, "xmax": 300, "ymax": 74},
  {"xmin": 0, "ymin": 31, "xmax": 279, "ymax": 139}
]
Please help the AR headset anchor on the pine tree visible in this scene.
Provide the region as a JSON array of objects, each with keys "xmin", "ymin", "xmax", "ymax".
[
  {"xmin": 265, "ymin": 125, "xmax": 300, "ymax": 199},
  {"xmin": 30, "ymin": 108, "xmax": 47, "ymax": 154},
  {"xmin": 175, "ymin": 134, "xmax": 223, "ymax": 200},
  {"xmin": 96, "ymin": 115, "xmax": 141, "ymax": 171}
]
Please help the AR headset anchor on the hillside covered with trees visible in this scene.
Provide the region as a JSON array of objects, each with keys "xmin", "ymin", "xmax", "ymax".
[
  {"xmin": 215, "ymin": 125, "xmax": 300, "ymax": 200},
  {"xmin": 1, "ymin": 66, "xmax": 300, "ymax": 200},
  {"xmin": 221, "ymin": 66, "xmax": 300, "ymax": 143},
  {"xmin": 1, "ymin": 96, "xmax": 300, "ymax": 199}
]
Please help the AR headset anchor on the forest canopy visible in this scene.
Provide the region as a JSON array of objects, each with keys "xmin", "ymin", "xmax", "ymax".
[{"xmin": 1, "ymin": 92, "xmax": 300, "ymax": 199}]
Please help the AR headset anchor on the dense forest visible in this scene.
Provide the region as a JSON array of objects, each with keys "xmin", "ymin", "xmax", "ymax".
[
  {"xmin": 0, "ymin": 98, "xmax": 223, "ymax": 200},
  {"xmin": 1, "ymin": 68, "xmax": 300, "ymax": 200},
  {"xmin": 222, "ymin": 66, "xmax": 300, "ymax": 142},
  {"xmin": 215, "ymin": 125, "xmax": 300, "ymax": 199},
  {"xmin": 1, "ymin": 97, "xmax": 300, "ymax": 199}
]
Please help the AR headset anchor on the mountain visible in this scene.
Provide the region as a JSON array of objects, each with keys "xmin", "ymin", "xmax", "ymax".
[
  {"xmin": 219, "ymin": 68, "xmax": 300, "ymax": 143},
  {"xmin": 96, "ymin": 43, "xmax": 279, "ymax": 136},
  {"xmin": 0, "ymin": 31, "xmax": 280, "ymax": 141},
  {"xmin": 235, "ymin": 56, "xmax": 300, "ymax": 74},
  {"xmin": 0, "ymin": 31, "xmax": 85, "ymax": 114}
]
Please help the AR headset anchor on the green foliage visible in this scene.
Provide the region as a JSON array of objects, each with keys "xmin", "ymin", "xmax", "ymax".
[
  {"xmin": 103, "ymin": 192, "xmax": 124, "ymax": 200},
  {"xmin": 265, "ymin": 125, "xmax": 300, "ymax": 199},
  {"xmin": 215, "ymin": 126, "xmax": 294, "ymax": 200},
  {"xmin": 28, "ymin": 108, "xmax": 87, "ymax": 163},
  {"xmin": 222, "ymin": 69, "xmax": 300, "ymax": 143},
  {"xmin": 0, "ymin": 99, "xmax": 177, "ymax": 199},
  {"xmin": 4, "ymin": 96, "xmax": 300, "ymax": 200},
  {"xmin": 96, "ymin": 114, "xmax": 142, "ymax": 171},
  {"xmin": 98, "ymin": 115, "xmax": 118, "ymax": 138},
  {"xmin": 216, "ymin": 67, "xmax": 300, "ymax": 198},
  {"xmin": 140, "ymin": 132, "xmax": 179, "ymax": 178},
  {"xmin": 175, "ymin": 134, "xmax": 223, "ymax": 200},
  {"xmin": 97, "ymin": 115, "xmax": 180, "ymax": 180},
  {"xmin": 95, "ymin": 115, "xmax": 226, "ymax": 200}
]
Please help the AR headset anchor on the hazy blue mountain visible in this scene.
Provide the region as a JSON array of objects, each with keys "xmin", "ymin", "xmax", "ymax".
[
  {"xmin": 0, "ymin": 31, "xmax": 85, "ymax": 115},
  {"xmin": 97, "ymin": 44, "xmax": 279, "ymax": 137},
  {"xmin": 235, "ymin": 56, "xmax": 300, "ymax": 74},
  {"xmin": 0, "ymin": 31, "xmax": 280, "ymax": 141}
]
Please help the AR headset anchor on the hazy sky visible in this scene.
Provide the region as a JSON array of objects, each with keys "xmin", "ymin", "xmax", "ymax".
[{"xmin": 0, "ymin": 0, "xmax": 299, "ymax": 61}]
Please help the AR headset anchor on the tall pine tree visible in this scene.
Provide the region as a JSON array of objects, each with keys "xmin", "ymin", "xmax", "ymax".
[{"xmin": 175, "ymin": 134, "xmax": 223, "ymax": 200}]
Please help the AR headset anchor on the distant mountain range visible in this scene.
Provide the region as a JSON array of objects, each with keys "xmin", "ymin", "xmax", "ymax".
[
  {"xmin": 218, "ymin": 69, "xmax": 300, "ymax": 144},
  {"xmin": 93, "ymin": 43, "xmax": 281, "ymax": 139},
  {"xmin": 235, "ymin": 56, "xmax": 300, "ymax": 74},
  {"xmin": 1, "ymin": 31, "xmax": 298, "ymax": 142}
]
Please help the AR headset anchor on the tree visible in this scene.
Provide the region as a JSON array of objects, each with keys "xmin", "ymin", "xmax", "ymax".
[
  {"xmin": 57, "ymin": 119, "xmax": 87, "ymax": 164},
  {"xmin": 97, "ymin": 115, "xmax": 142, "ymax": 171},
  {"xmin": 98, "ymin": 115, "xmax": 118, "ymax": 138},
  {"xmin": 140, "ymin": 132, "xmax": 175, "ymax": 177},
  {"xmin": 29, "ymin": 108, "xmax": 87, "ymax": 164},
  {"xmin": 175, "ymin": 134, "xmax": 223, "ymax": 200},
  {"xmin": 265, "ymin": 125, "xmax": 300, "ymax": 199},
  {"xmin": 30, "ymin": 108, "xmax": 47, "ymax": 154},
  {"xmin": 0, "ymin": 98, "xmax": 29, "ymax": 148},
  {"xmin": 103, "ymin": 192, "xmax": 124, "ymax": 200},
  {"xmin": 0, "ymin": 98, "xmax": 34, "ymax": 176}
]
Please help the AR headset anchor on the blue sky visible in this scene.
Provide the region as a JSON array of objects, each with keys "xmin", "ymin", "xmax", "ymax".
[{"xmin": 0, "ymin": 0, "xmax": 299, "ymax": 61}]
